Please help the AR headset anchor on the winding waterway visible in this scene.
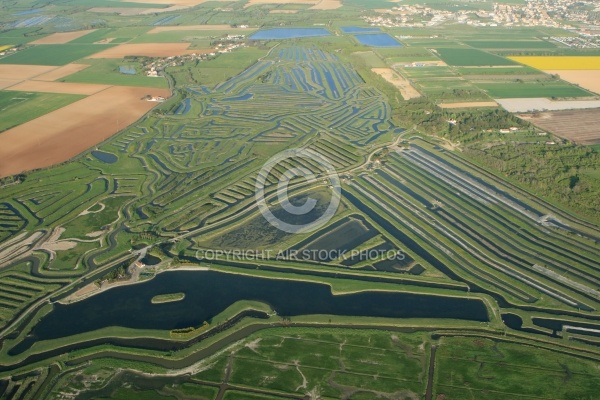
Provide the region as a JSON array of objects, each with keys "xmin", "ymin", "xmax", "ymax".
[{"xmin": 13, "ymin": 269, "xmax": 488, "ymax": 354}]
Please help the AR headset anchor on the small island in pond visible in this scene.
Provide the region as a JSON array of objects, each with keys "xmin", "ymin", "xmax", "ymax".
[{"xmin": 151, "ymin": 292, "xmax": 185, "ymax": 304}]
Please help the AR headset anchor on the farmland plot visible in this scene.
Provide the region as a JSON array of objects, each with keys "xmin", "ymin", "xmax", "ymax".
[{"xmin": 519, "ymin": 109, "xmax": 600, "ymax": 145}]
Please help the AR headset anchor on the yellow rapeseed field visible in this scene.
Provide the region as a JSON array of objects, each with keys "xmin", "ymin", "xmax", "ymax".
[
  {"xmin": 0, "ymin": 45, "xmax": 13, "ymax": 52},
  {"xmin": 509, "ymin": 56, "xmax": 600, "ymax": 70}
]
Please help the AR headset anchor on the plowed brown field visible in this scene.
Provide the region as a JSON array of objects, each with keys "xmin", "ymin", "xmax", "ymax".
[
  {"xmin": 0, "ymin": 79, "xmax": 20, "ymax": 89},
  {"xmin": 30, "ymin": 30, "xmax": 96, "ymax": 45},
  {"xmin": 310, "ymin": 0, "xmax": 341, "ymax": 10},
  {"xmin": 148, "ymin": 24, "xmax": 250, "ymax": 33},
  {"xmin": 520, "ymin": 109, "xmax": 600, "ymax": 145},
  {"xmin": 545, "ymin": 70, "xmax": 600, "ymax": 95},
  {"xmin": 34, "ymin": 64, "xmax": 90, "ymax": 81},
  {"xmin": 5, "ymin": 81, "xmax": 110, "ymax": 95},
  {"xmin": 87, "ymin": 43, "xmax": 209, "ymax": 58},
  {"xmin": 0, "ymin": 86, "xmax": 171, "ymax": 177},
  {"xmin": 0, "ymin": 64, "xmax": 56, "ymax": 80},
  {"xmin": 371, "ymin": 68, "xmax": 421, "ymax": 100}
]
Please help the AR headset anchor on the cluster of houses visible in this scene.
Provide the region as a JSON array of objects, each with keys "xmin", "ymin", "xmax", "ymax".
[
  {"xmin": 140, "ymin": 35, "xmax": 248, "ymax": 78},
  {"xmin": 363, "ymin": 0, "xmax": 596, "ymax": 29},
  {"xmin": 0, "ymin": 46, "xmax": 18, "ymax": 57},
  {"xmin": 446, "ymin": 119, "xmax": 522, "ymax": 134},
  {"xmin": 551, "ymin": 35, "xmax": 600, "ymax": 49}
]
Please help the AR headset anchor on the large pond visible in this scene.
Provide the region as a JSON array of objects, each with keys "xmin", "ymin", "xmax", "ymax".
[
  {"xmin": 91, "ymin": 150, "xmax": 118, "ymax": 164},
  {"xmin": 250, "ymin": 28, "xmax": 331, "ymax": 40},
  {"xmin": 19, "ymin": 270, "xmax": 488, "ymax": 350},
  {"xmin": 355, "ymin": 33, "xmax": 402, "ymax": 47},
  {"xmin": 341, "ymin": 26, "xmax": 381, "ymax": 33}
]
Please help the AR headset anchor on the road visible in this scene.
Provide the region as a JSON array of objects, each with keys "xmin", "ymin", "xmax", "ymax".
[{"xmin": 425, "ymin": 345, "xmax": 438, "ymax": 400}]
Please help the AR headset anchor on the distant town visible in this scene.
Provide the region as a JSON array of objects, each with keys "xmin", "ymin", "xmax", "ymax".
[{"xmin": 365, "ymin": 0, "xmax": 600, "ymax": 39}]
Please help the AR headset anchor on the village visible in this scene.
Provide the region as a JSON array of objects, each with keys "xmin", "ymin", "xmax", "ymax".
[
  {"xmin": 140, "ymin": 34, "xmax": 247, "ymax": 78},
  {"xmin": 363, "ymin": 0, "xmax": 600, "ymax": 30}
]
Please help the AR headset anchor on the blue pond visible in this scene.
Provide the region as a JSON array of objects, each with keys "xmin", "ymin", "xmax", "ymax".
[
  {"xmin": 250, "ymin": 28, "xmax": 331, "ymax": 40},
  {"xmin": 119, "ymin": 66, "xmax": 136, "ymax": 75},
  {"xmin": 174, "ymin": 98, "xmax": 191, "ymax": 115},
  {"xmin": 15, "ymin": 270, "xmax": 488, "ymax": 350},
  {"xmin": 355, "ymin": 33, "xmax": 402, "ymax": 47},
  {"xmin": 153, "ymin": 15, "xmax": 180, "ymax": 26},
  {"xmin": 222, "ymin": 93, "xmax": 253, "ymax": 102},
  {"xmin": 13, "ymin": 15, "xmax": 52, "ymax": 28},
  {"xmin": 13, "ymin": 9, "xmax": 42, "ymax": 16},
  {"xmin": 91, "ymin": 150, "xmax": 118, "ymax": 164},
  {"xmin": 340, "ymin": 26, "xmax": 381, "ymax": 33}
]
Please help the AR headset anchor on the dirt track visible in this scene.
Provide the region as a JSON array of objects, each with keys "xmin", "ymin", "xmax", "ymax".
[
  {"xmin": 88, "ymin": 7, "xmax": 152, "ymax": 15},
  {"xmin": 5, "ymin": 80, "xmax": 110, "ymax": 95},
  {"xmin": 0, "ymin": 64, "xmax": 57, "ymax": 88},
  {"xmin": 439, "ymin": 101, "xmax": 498, "ymax": 109},
  {"xmin": 371, "ymin": 68, "xmax": 421, "ymax": 100},
  {"xmin": 148, "ymin": 24, "xmax": 251, "ymax": 33},
  {"xmin": 394, "ymin": 60, "xmax": 447, "ymax": 67},
  {"xmin": 0, "ymin": 64, "xmax": 56, "ymax": 80},
  {"xmin": 244, "ymin": 0, "xmax": 340, "ymax": 8},
  {"xmin": 496, "ymin": 98, "xmax": 600, "ymax": 112},
  {"xmin": 0, "ymin": 63, "xmax": 103, "ymax": 94},
  {"xmin": 124, "ymin": 0, "xmax": 208, "ymax": 4},
  {"xmin": 0, "ymin": 86, "xmax": 171, "ymax": 178},
  {"xmin": 244, "ymin": 0, "xmax": 322, "ymax": 7},
  {"xmin": 310, "ymin": 0, "xmax": 341, "ymax": 9},
  {"xmin": 34, "ymin": 63, "xmax": 90, "ymax": 81},
  {"xmin": 87, "ymin": 43, "xmax": 210, "ymax": 58},
  {"xmin": 0, "ymin": 79, "xmax": 20, "ymax": 89},
  {"xmin": 30, "ymin": 30, "xmax": 95, "ymax": 45},
  {"xmin": 119, "ymin": 0, "xmax": 230, "ymax": 14}
]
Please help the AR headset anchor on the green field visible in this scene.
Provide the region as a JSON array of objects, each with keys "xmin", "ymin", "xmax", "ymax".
[
  {"xmin": 400, "ymin": 0, "xmax": 494, "ymax": 11},
  {"xmin": 403, "ymin": 39, "xmax": 463, "ymax": 47},
  {"xmin": 343, "ymin": 0, "xmax": 399, "ymax": 8},
  {"xmin": 129, "ymin": 30, "xmax": 214, "ymax": 44},
  {"xmin": 0, "ymin": 28, "xmax": 41, "ymax": 46},
  {"xmin": 0, "ymin": 44, "xmax": 114, "ymax": 66},
  {"xmin": 435, "ymin": 336, "xmax": 600, "ymax": 399},
  {"xmin": 62, "ymin": 59, "xmax": 169, "ymax": 88},
  {"xmin": 457, "ymin": 66, "xmax": 543, "ymax": 75},
  {"xmin": 67, "ymin": 0, "xmax": 169, "ymax": 8},
  {"xmin": 130, "ymin": 29, "xmax": 256, "ymax": 44},
  {"xmin": 376, "ymin": 47, "xmax": 435, "ymax": 58},
  {"xmin": 67, "ymin": 26, "xmax": 154, "ymax": 46},
  {"xmin": 477, "ymin": 82, "xmax": 593, "ymax": 98},
  {"xmin": 435, "ymin": 47, "xmax": 518, "ymax": 66},
  {"xmin": 168, "ymin": 46, "xmax": 270, "ymax": 87},
  {"xmin": 42, "ymin": 329, "xmax": 600, "ymax": 400},
  {"xmin": 0, "ymin": 91, "xmax": 84, "ymax": 132},
  {"xmin": 464, "ymin": 40, "xmax": 557, "ymax": 49},
  {"xmin": 414, "ymin": 78, "xmax": 491, "ymax": 101},
  {"xmin": 76, "ymin": 27, "xmax": 153, "ymax": 43},
  {"xmin": 351, "ymin": 50, "xmax": 387, "ymax": 68},
  {"xmin": 69, "ymin": 29, "xmax": 118, "ymax": 44},
  {"xmin": 401, "ymin": 66, "xmax": 458, "ymax": 78}
]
